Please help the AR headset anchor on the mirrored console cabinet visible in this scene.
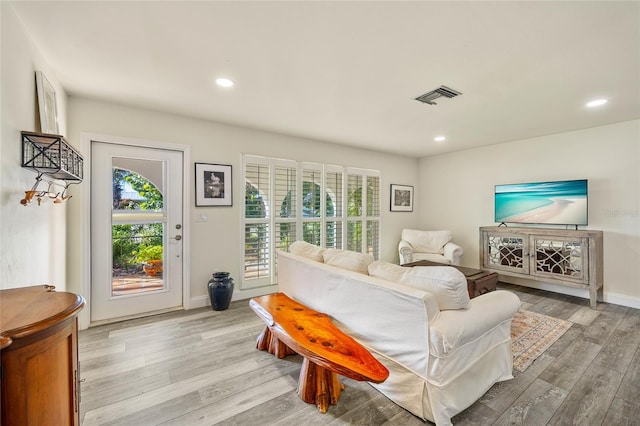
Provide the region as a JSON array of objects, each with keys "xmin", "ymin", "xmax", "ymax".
[{"xmin": 479, "ymin": 226, "xmax": 603, "ymax": 308}]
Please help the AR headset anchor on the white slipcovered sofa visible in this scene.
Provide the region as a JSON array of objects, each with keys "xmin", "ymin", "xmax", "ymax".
[
  {"xmin": 278, "ymin": 242, "xmax": 521, "ymax": 426},
  {"xmin": 398, "ymin": 229, "xmax": 463, "ymax": 265}
]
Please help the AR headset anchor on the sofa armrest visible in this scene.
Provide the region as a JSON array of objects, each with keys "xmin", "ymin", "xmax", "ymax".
[
  {"xmin": 431, "ymin": 290, "xmax": 521, "ymax": 350},
  {"xmin": 398, "ymin": 240, "xmax": 414, "ymax": 265},
  {"xmin": 443, "ymin": 242, "xmax": 463, "ymax": 266}
]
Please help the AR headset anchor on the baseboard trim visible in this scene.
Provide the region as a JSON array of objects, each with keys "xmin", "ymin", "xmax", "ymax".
[
  {"xmin": 88, "ymin": 306, "xmax": 185, "ymax": 327},
  {"xmin": 189, "ymin": 284, "xmax": 279, "ymax": 309},
  {"xmin": 500, "ymin": 276, "xmax": 640, "ymax": 310},
  {"xmin": 602, "ymin": 291, "xmax": 640, "ymax": 310}
]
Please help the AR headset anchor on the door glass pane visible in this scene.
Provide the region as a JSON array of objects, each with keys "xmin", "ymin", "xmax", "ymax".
[
  {"xmin": 111, "ymin": 223, "xmax": 164, "ymax": 296},
  {"xmin": 111, "ymin": 160, "xmax": 165, "ymax": 297}
]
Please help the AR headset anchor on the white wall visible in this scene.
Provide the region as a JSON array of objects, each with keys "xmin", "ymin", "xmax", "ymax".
[
  {"xmin": 66, "ymin": 97, "xmax": 420, "ymax": 324},
  {"xmin": 0, "ymin": 3, "xmax": 69, "ymax": 290},
  {"xmin": 7, "ymin": 0, "xmax": 636, "ymax": 318},
  {"xmin": 418, "ymin": 120, "xmax": 640, "ymax": 307}
]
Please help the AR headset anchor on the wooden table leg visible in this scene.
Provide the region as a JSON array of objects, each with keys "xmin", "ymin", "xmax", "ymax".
[
  {"xmin": 256, "ymin": 326, "xmax": 296, "ymax": 359},
  {"xmin": 297, "ymin": 357, "xmax": 344, "ymax": 413}
]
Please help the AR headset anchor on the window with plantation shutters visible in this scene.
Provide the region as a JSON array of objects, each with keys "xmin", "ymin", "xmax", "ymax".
[
  {"xmin": 325, "ymin": 168, "xmax": 343, "ymax": 249},
  {"xmin": 244, "ymin": 162, "xmax": 270, "ymax": 283},
  {"xmin": 241, "ymin": 155, "xmax": 380, "ymax": 289},
  {"xmin": 274, "ymin": 165, "xmax": 297, "ymax": 252},
  {"xmin": 346, "ymin": 174, "xmax": 363, "ymax": 252},
  {"xmin": 366, "ymin": 175, "xmax": 381, "ymax": 259},
  {"xmin": 301, "ymin": 164, "xmax": 323, "ymax": 247},
  {"xmin": 345, "ymin": 171, "xmax": 380, "ymax": 256}
]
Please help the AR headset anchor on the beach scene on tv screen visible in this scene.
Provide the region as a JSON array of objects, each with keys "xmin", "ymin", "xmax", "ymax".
[{"xmin": 495, "ymin": 180, "xmax": 588, "ymax": 225}]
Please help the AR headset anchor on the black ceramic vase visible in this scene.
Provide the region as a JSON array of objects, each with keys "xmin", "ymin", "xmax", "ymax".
[{"xmin": 208, "ymin": 272, "xmax": 235, "ymax": 311}]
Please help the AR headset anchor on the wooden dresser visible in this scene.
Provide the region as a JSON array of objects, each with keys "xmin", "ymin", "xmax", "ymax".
[{"xmin": 0, "ymin": 285, "xmax": 85, "ymax": 426}]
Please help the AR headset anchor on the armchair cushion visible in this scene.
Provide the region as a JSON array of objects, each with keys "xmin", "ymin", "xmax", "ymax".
[
  {"xmin": 402, "ymin": 229, "xmax": 452, "ymax": 254},
  {"xmin": 368, "ymin": 261, "xmax": 470, "ymax": 310}
]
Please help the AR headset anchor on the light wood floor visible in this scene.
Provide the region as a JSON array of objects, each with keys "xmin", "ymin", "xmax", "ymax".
[{"xmin": 79, "ymin": 283, "xmax": 640, "ymax": 425}]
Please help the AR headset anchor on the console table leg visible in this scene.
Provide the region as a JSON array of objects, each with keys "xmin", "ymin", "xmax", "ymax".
[
  {"xmin": 589, "ymin": 285, "xmax": 602, "ymax": 309},
  {"xmin": 298, "ymin": 357, "xmax": 344, "ymax": 413},
  {"xmin": 256, "ymin": 326, "xmax": 296, "ymax": 359}
]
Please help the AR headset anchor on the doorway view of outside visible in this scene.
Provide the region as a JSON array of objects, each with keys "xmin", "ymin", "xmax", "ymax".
[{"xmin": 112, "ymin": 167, "xmax": 165, "ymax": 296}]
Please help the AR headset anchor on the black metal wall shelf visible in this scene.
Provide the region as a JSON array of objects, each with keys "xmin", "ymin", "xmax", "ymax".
[{"xmin": 22, "ymin": 131, "xmax": 83, "ymax": 181}]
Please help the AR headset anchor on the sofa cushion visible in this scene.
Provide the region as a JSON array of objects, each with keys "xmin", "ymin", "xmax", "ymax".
[
  {"xmin": 289, "ymin": 241, "xmax": 325, "ymax": 262},
  {"xmin": 411, "ymin": 252, "xmax": 452, "ymax": 265},
  {"xmin": 402, "ymin": 229, "xmax": 451, "ymax": 254},
  {"xmin": 368, "ymin": 261, "xmax": 470, "ymax": 310},
  {"xmin": 323, "ymin": 248, "xmax": 374, "ymax": 274}
]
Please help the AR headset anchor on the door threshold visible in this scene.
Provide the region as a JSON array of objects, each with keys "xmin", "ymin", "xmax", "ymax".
[{"xmin": 89, "ymin": 306, "xmax": 184, "ymax": 327}]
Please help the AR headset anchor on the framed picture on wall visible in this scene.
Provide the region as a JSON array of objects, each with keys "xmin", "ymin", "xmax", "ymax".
[
  {"xmin": 390, "ymin": 184, "xmax": 413, "ymax": 212},
  {"xmin": 35, "ymin": 70, "xmax": 59, "ymax": 135},
  {"xmin": 195, "ymin": 163, "xmax": 232, "ymax": 207}
]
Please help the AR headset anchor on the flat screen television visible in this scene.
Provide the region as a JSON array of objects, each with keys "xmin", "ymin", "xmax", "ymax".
[{"xmin": 495, "ymin": 179, "xmax": 588, "ymax": 225}]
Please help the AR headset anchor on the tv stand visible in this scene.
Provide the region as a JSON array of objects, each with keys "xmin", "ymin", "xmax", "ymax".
[{"xmin": 479, "ymin": 226, "xmax": 603, "ymax": 308}]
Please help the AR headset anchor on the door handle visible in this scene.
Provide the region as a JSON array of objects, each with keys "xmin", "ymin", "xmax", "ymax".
[{"xmin": 172, "ymin": 235, "xmax": 182, "ymax": 241}]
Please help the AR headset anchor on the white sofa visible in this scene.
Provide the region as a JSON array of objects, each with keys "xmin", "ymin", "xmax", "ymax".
[
  {"xmin": 398, "ymin": 229, "xmax": 463, "ymax": 265},
  {"xmin": 278, "ymin": 244, "xmax": 520, "ymax": 426}
]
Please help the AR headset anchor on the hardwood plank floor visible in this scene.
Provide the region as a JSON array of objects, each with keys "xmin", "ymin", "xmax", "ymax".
[{"xmin": 79, "ymin": 283, "xmax": 640, "ymax": 425}]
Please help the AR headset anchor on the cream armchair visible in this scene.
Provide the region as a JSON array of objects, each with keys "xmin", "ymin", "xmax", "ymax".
[{"xmin": 399, "ymin": 229, "xmax": 463, "ymax": 265}]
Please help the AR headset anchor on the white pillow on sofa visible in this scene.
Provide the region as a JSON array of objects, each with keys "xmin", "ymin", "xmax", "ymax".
[
  {"xmin": 289, "ymin": 241, "xmax": 326, "ymax": 262},
  {"xmin": 368, "ymin": 261, "xmax": 470, "ymax": 310},
  {"xmin": 323, "ymin": 248, "xmax": 374, "ymax": 274}
]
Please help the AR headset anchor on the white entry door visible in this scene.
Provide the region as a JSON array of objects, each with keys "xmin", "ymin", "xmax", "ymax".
[{"xmin": 91, "ymin": 142, "xmax": 184, "ymax": 322}]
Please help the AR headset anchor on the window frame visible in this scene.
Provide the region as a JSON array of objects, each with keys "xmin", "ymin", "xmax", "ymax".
[{"xmin": 241, "ymin": 155, "xmax": 381, "ymax": 289}]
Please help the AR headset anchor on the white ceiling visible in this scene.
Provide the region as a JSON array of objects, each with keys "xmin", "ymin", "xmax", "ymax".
[{"xmin": 9, "ymin": 1, "xmax": 640, "ymax": 157}]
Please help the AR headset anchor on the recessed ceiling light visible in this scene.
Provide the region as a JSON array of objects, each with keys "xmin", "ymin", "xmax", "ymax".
[
  {"xmin": 215, "ymin": 78, "xmax": 234, "ymax": 88},
  {"xmin": 586, "ymin": 99, "xmax": 607, "ymax": 108},
  {"xmin": 434, "ymin": 136, "xmax": 446, "ymax": 142}
]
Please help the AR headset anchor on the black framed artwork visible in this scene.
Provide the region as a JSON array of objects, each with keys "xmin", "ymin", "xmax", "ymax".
[
  {"xmin": 195, "ymin": 163, "xmax": 232, "ymax": 207},
  {"xmin": 390, "ymin": 184, "xmax": 413, "ymax": 212}
]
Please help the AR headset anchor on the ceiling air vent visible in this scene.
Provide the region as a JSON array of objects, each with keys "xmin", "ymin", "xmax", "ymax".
[{"xmin": 415, "ymin": 85, "xmax": 462, "ymax": 105}]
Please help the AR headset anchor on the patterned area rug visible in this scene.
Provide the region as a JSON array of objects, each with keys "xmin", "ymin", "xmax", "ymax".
[{"xmin": 511, "ymin": 310, "xmax": 572, "ymax": 372}]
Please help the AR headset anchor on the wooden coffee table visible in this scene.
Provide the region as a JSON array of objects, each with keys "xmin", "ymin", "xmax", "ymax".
[
  {"xmin": 403, "ymin": 260, "xmax": 498, "ymax": 298},
  {"xmin": 250, "ymin": 293, "xmax": 389, "ymax": 413}
]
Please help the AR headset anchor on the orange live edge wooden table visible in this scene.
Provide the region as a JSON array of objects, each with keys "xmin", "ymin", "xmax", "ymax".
[{"xmin": 249, "ymin": 292, "xmax": 389, "ymax": 413}]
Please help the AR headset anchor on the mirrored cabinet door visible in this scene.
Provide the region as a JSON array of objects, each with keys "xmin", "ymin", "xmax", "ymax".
[
  {"xmin": 484, "ymin": 233, "xmax": 529, "ymax": 274},
  {"xmin": 531, "ymin": 237, "xmax": 588, "ymax": 283}
]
